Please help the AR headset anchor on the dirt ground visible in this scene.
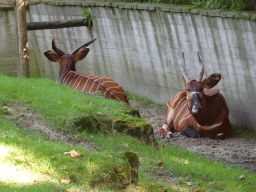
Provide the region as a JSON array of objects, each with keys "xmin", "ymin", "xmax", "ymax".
[{"xmin": 130, "ymin": 101, "xmax": 256, "ymax": 172}]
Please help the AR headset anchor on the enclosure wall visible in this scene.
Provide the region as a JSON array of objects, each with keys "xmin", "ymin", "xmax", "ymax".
[{"xmin": 0, "ymin": 5, "xmax": 18, "ymax": 76}]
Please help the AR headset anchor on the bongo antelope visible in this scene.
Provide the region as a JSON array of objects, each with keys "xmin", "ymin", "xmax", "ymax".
[
  {"xmin": 158, "ymin": 51, "xmax": 232, "ymax": 139},
  {"xmin": 44, "ymin": 38, "xmax": 128, "ymax": 103}
]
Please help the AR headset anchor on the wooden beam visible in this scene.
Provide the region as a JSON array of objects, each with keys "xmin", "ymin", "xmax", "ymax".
[
  {"xmin": 0, "ymin": 0, "xmax": 16, "ymax": 7},
  {"xmin": 27, "ymin": 19, "xmax": 89, "ymax": 31}
]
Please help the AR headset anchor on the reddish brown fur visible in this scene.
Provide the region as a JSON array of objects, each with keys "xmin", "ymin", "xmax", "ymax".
[
  {"xmin": 44, "ymin": 39, "xmax": 128, "ymax": 103},
  {"xmin": 62, "ymin": 71, "xmax": 128, "ymax": 102},
  {"xmin": 158, "ymin": 52, "xmax": 232, "ymax": 139},
  {"xmin": 158, "ymin": 90, "xmax": 232, "ymax": 139}
]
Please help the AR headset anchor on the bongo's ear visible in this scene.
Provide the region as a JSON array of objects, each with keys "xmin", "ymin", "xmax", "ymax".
[
  {"xmin": 202, "ymin": 73, "xmax": 221, "ymax": 89},
  {"xmin": 44, "ymin": 50, "xmax": 61, "ymax": 63},
  {"xmin": 74, "ymin": 47, "xmax": 90, "ymax": 62}
]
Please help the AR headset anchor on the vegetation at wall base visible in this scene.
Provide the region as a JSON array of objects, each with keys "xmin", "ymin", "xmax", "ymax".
[
  {"xmin": 0, "ymin": 73, "xmax": 256, "ymax": 191},
  {"xmin": 96, "ymin": 0, "xmax": 256, "ymax": 11},
  {"xmin": 193, "ymin": 0, "xmax": 256, "ymax": 11}
]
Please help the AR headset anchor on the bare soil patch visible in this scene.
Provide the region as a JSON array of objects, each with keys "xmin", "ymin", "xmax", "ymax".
[
  {"xmin": 130, "ymin": 101, "xmax": 256, "ymax": 172},
  {"xmin": 2, "ymin": 104, "xmax": 97, "ymax": 151}
]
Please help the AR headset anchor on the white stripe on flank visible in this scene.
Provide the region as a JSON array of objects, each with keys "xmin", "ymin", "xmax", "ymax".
[
  {"xmin": 81, "ymin": 78, "xmax": 90, "ymax": 92},
  {"xmin": 167, "ymin": 102, "xmax": 171, "ymax": 110},
  {"xmin": 67, "ymin": 75, "xmax": 75, "ymax": 86},
  {"xmin": 174, "ymin": 102, "xmax": 187, "ymax": 125},
  {"xmin": 74, "ymin": 76, "xmax": 84, "ymax": 90},
  {"xmin": 61, "ymin": 71, "xmax": 69, "ymax": 83},
  {"xmin": 62, "ymin": 72, "xmax": 124, "ymax": 101},
  {"xmin": 72, "ymin": 76, "xmax": 81, "ymax": 89},
  {"xmin": 179, "ymin": 108, "xmax": 192, "ymax": 127},
  {"xmin": 89, "ymin": 81, "xmax": 95, "ymax": 92},
  {"xmin": 173, "ymin": 92, "xmax": 182, "ymax": 104},
  {"xmin": 176, "ymin": 97, "xmax": 185, "ymax": 108},
  {"xmin": 166, "ymin": 108, "xmax": 174, "ymax": 125},
  {"xmin": 96, "ymin": 83, "xmax": 100, "ymax": 91},
  {"xmin": 64, "ymin": 73, "xmax": 72, "ymax": 84}
]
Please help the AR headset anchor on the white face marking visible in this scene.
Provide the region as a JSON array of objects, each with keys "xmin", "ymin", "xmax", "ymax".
[{"xmin": 192, "ymin": 106, "xmax": 199, "ymax": 114}]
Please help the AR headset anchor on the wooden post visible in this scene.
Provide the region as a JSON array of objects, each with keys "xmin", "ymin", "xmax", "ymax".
[{"xmin": 16, "ymin": 0, "xmax": 29, "ymax": 77}]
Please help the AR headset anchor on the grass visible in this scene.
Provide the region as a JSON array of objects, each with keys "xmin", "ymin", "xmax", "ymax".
[
  {"xmin": 0, "ymin": 73, "xmax": 256, "ymax": 191},
  {"xmin": 0, "ymin": 74, "xmax": 157, "ymax": 146},
  {"xmin": 37, "ymin": 0, "xmax": 256, "ymax": 11},
  {"xmin": 126, "ymin": 91, "xmax": 165, "ymax": 109},
  {"xmin": 87, "ymin": 0, "xmax": 256, "ymax": 11},
  {"xmin": 232, "ymin": 125, "xmax": 256, "ymax": 140}
]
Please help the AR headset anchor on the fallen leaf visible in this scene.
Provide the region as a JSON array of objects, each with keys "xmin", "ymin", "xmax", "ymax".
[
  {"xmin": 3, "ymin": 106, "xmax": 11, "ymax": 110},
  {"xmin": 158, "ymin": 186, "xmax": 163, "ymax": 190},
  {"xmin": 149, "ymin": 183, "xmax": 154, "ymax": 187},
  {"xmin": 158, "ymin": 161, "xmax": 163, "ymax": 166},
  {"xmin": 96, "ymin": 111, "xmax": 104, "ymax": 115},
  {"xmin": 64, "ymin": 149, "xmax": 81, "ymax": 158},
  {"xmin": 51, "ymin": 154, "xmax": 58, "ymax": 159},
  {"xmin": 124, "ymin": 143, "xmax": 128, "ymax": 147},
  {"xmin": 171, "ymin": 184, "xmax": 178, "ymax": 190},
  {"xmin": 67, "ymin": 189, "xmax": 84, "ymax": 192},
  {"xmin": 89, "ymin": 101, "xmax": 93, "ymax": 105},
  {"xmin": 18, "ymin": 138, "xmax": 26, "ymax": 142},
  {"xmin": 61, "ymin": 178, "xmax": 70, "ymax": 184}
]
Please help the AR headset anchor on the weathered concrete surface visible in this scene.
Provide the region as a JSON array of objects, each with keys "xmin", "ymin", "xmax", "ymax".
[
  {"xmin": 0, "ymin": 5, "xmax": 18, "ymax": 76},
  {"xmin": 1, "ymin": 2, "xmax": 255, "ymax": 130}
]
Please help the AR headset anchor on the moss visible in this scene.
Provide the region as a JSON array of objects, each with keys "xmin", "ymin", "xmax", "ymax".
[
  {"xmin": 66, "ymin": 115, "xmax": 99, "ymax": 133},
  {"xmin": 121, "ymin": 151, "xmax": 140, "ymax": 184},
  {"xmin": 90, "ymin": 163, "xmax": 130, "ymax": 190},
  {"xmin": 121, "ymin": 105, "xmax": 140, "ymax": 117},
  {"xmin": 114, "ymin": 119, "xmax": 129, "ymax": 132},
  {"xmin": 121, "ymin": 151, "xmax": 140, "ymax": 169},
  {"xmin": 112, "ymin": 118, "xmax": 158, "ymax": 147}
]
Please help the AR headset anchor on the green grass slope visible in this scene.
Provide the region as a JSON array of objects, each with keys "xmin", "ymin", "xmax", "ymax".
[{"xmin": 0, "ymin": 74, "xmax": 255, "ymax": 191}]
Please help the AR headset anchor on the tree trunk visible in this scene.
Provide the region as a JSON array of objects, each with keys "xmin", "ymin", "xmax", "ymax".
[{"xmin": 16, "ymin": 0, "xmax": 29, "ymax": 77}]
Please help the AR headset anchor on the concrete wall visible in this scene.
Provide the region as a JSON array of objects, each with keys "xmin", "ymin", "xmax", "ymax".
[
  {"xmin": 1, "ymin": 1, "xmax": 256, "ymax": 130},
  {"xmin": 0, "ymin": 4, "xmax": 43, "ymax": 77},
  {"xmin": 0, "ymin": 5, "xmax": 18, "ymax": 76}
]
